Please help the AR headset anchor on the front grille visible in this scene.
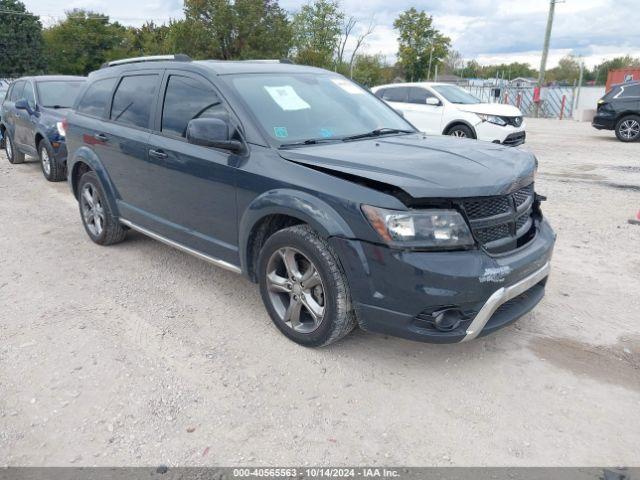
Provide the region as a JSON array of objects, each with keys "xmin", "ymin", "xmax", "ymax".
[
  {"xmin": 502, "ymin": 132, "xmax": 526, "ymax": 146},
  {"xmin": 464, "ymin": 196, "xmax": 510, "ymax": 219},
  {"xmin": 461, "ymin": 183, "xmax": 536, "ymax": 254}
]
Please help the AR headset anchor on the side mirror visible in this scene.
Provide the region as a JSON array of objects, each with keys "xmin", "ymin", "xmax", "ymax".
[
  {"xmin": 186, "ymin": 118, "xmax": 243, "ymax": 153},
  {"xmin": 15, "ymin": 98, "xmax": 29, "ymax": 111},
  {"xmin": 426, "ymin": 97, "xmax": 441, "ymax": 106},
  {"xmin": 394, "ymin": 108, "xmax": 405, "ymax": 118}
]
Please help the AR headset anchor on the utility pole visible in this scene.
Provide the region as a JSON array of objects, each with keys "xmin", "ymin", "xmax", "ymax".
[
  {"xmin": 538, "ymin": 0, "xmax": 557, "ymax": 87},
  {"xmin": 427, "ymin": 47, "xmax": 434, "ymax": 81},
  {"xmin": 536, "ymin": 0, "xmax": 559, "ymax": 117},
  {"xmin": 573, "ymin": 59, "xmax": 584, "ymax": 120}
]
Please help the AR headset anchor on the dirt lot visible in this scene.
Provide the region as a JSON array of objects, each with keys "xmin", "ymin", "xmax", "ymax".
[{"xmin": 1, "ymin": 118, "xmax": 639, "ymax": 467}]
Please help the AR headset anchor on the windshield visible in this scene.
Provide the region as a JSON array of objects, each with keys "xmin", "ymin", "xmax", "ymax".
[
  {"xmin": 36, "ymin": 81, "xmax": 85, "ymax": 108},
  {"xmin": 432, "ymin": 85, "xmax": 481, "ymax": 104},
  {"xmin": 226, "ymin": 74, "xmax": 414, "ymax": 145}
]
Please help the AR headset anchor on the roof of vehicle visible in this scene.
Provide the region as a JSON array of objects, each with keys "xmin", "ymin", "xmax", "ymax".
[
  {"xmin": 90, "ymin": 57, "xmax": 329, "ymax": 79},
  {"xmin": 372, "ymin": 82, "xmax": 453, "ymax": 90},
  {"xmin": 10, "ymin": 75, "xmax": 86, "ymax": 83}
]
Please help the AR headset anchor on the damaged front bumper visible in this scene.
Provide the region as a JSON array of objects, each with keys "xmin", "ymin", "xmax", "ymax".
[{"xmin": 329, "ymin": 218, "xmax": 555, "ymax": 343}]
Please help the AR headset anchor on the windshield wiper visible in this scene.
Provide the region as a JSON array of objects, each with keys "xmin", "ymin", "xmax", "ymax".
[
  {"xmin": 279, "ymin": 137, "xmax": 341, "ymax": 148},
  {"xmin": 341, "ymin": 127, "xmax": 415, "ymax": 141}
]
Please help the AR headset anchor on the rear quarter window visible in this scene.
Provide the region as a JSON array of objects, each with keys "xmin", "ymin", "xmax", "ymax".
[{"xmin": 77, "ymin": 77, "xmax": 118, "ymax": 118}]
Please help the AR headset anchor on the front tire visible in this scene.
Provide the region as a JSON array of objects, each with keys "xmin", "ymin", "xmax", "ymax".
[
  {"xmin": 615, "ymin": 115, "xmax": 640, "ymax": 142},
  {"xmin": 5, "ymin": 133, "xmax": 25, "ymax": 164},
  {"xmin": 39, "ymin": 140, "xmax": 65, "ymax": 182},
  {"xmin": 258, "ymin": 225, "xmax": 356, "ymax": 347},
  {"xmin": 77, "ymin": 171, "xmax": 126, "ymax": 245},
  {"xmin": 447, "ymin": 124, "xmax": 474, "ymax": 139}
]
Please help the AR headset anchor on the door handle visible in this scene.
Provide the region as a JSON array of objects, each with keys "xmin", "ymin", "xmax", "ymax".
[
  {"xmin": 149, "ymin": 149, "xmax": 168, "ymax": 160},
  {"xmin": 94, "ymin": 133, "xmax": 108, "ymax": 142}
]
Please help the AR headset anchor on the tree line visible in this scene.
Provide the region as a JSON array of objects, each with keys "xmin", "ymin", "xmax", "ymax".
[{"xmin": 1, "ymin": 0, "xmax": 637, "ymax": 87}]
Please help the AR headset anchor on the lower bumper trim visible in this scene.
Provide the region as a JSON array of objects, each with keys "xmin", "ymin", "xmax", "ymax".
[{"xmin": 461, "ymin": 261, "xmax": 551, "ymax": 342}]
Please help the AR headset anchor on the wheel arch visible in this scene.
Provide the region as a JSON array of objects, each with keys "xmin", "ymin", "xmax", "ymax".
[
  {"xmin": 442, "ymin": 120, "xmax": 477, "ymax": 139},
  {"xmin": 239, "ymin": 189, "xmax": 355, "ymax": 281},
  {"xmin": 69, "ymin": 146, "xmax": 119, "ymax": 215}
]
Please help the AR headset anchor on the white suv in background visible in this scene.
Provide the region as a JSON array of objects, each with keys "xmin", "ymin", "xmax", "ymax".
[{"xmin": 372, "ymin": 82, "xmax": 526, "ymax": 146}]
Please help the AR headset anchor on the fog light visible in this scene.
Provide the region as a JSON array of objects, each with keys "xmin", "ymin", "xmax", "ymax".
[{"xmin": 431, "ymin": 308, "xmax": 466, "ymax": 332}]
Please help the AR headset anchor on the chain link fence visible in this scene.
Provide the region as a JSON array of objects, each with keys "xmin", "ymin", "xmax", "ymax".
[{"xmin": 461, "ymin": 84, "xmax": 576, "ymax": 119}]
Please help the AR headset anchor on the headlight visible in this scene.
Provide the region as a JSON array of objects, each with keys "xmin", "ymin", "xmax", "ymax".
[
  {"xmin": 361, "ymin": 205, "xmax": 474, "ymax": 248},
  {"xmin": 476, "ymin": 113, "xmax": 507, "ymax": 126},
  {"xmin": 56, "ymin": 121, "xmax": 66, "ymax": 137}
]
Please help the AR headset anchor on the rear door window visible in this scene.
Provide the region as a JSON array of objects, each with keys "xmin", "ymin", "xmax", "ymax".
[
  {"xmin": 382, "ymin": 87, "xmax": 408, "ymax": 103},
  {"xmin": 161, "ymin": 75, "xmax": 227, "ymax": 138},
  {"xmin": 111, "ymin": 75, "xmax": 159, "ymax": 129},
  {"xmin": 77, "ymin": 77, "xmax": 117, "ymax": 118}
]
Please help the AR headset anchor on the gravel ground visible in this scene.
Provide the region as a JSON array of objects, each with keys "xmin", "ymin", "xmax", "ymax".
[{"xmin": 1, "ymin": 118, "xmax": 639, "ymax": 467}]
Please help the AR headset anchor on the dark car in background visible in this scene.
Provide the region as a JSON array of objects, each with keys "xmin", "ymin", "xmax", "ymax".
[
  {"xmin": 1, "ymin": 75, "xmax": 86, "ymax": 181},
  {"xmin": 0, "ymin": 80, "xmax": 9, "ymax": 148},
  {"xmin": 592, "ymin": 81, "xmax": 640, "ymax": 142},
  {"xmin": 64, "ymin": 56, "xmax": 555, "ymax": 347}
]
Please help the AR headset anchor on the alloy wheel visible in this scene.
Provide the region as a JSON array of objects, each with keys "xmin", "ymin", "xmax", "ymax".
[
  {"xmin": 6, "ymin": 136, "xmax": 13, "ymax": 159},
  {"xmin": 620, "ymin": 119, "xmax": 640, "ymax": 140},
  {"xmin": 80, "ymin": 183, "xmax": 105, "ymax": 237},
  {"xmin": 265, "ymin": 247, "xmax": 325, "ymax": 334},
  {"xmin": 450, "ymin": 130, "xmax": 467, "ymax": 138},
  {"xmin": 41, "ymin": 147, "xmax": 51, "ymax": 175}
]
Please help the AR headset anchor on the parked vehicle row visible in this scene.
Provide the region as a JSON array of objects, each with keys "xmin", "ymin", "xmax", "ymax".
[
  {"xmin": 592, "ymin": 80, "xmax": 640, "ymax": 142},
  {"xmin": 2, "ymin": 56, "xmax": 555, "ymax": 347},
  {"xmin": 0, "ymin": 76, "xmax": 85, "ymax": 180}
]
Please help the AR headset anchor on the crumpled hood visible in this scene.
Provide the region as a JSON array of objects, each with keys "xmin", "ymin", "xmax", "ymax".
[
  {"xmin": 278, "ymin": 134, "xmax": 536, "ymax": 199},
  {"xmin": 458, "ymin": 103, "xmax": 523, "ymax": 117}
]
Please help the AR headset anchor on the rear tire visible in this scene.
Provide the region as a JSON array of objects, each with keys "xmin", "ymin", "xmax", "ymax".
[
  {"xmin": 258, "ymin": 225, "xmax": 356, "ymax": 347},
  {"xmin": 5, "ymin": 133, "xmax": 25, "ymax": 164},
  {"xmin": 447, "ymin": 124, "xmax": 474, "ymax": 139},
  {"xmin": 77, "ymin": 171, "xmax": 126, "ymax": 245},
  {"xmin": 39, "ymin": 140, "xmax": 65, "ymax": 182},
  {"xmin": 615, "ymin": 115, "xmax": 640, "ymax": 142}
]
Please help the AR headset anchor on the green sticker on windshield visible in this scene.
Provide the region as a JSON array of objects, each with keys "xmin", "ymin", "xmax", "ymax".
[{"xmin": 274, "ymin": 126, "xmax": 288, "ymax": 138}]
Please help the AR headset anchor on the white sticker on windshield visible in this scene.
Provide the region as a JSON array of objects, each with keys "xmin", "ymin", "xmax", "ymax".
[
  {"xmin": 331, "ymin": 78, "xmax": 364, "ymax": 95},
  {"xmin": 264, "ymin": 85, "xmax": 311, "ymax": 111}
]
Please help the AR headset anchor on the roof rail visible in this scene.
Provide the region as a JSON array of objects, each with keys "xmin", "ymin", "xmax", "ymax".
[
  {"xmin": 100, "ymin": 54, "xmax": 192, "ymax": 69},
  {"xmin": 238, "ymin": 58, "xmax": 294, "ymax": 64}
]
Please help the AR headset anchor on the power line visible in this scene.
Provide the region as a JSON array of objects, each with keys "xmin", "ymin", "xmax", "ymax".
[{"xmin": 0, "ymin": 7, "xmax": 177, "ymax": 23}]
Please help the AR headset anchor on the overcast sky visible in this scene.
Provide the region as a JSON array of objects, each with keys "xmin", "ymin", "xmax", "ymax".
[{"xmin": 21, "ymin": 0, "xmax": 640, "ymax": 69}]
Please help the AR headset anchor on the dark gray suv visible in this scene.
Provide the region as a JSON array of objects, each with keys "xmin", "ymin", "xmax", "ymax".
[{"xmin": 65, "ymin": 55, "xmax": 555, "ymax": 347}]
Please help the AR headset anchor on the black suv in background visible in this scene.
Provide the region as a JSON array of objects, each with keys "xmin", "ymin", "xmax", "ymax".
[
  {"xmin": 65, "ymin": 55, "xmax": 555, "ymax": 347},
  {"xmin": 592, "ymin": 81, "xmax": 640, "ymax": 142},
  {"xmin": 1, "ymin": 76, "xmax": 86, "ymax": 180}
]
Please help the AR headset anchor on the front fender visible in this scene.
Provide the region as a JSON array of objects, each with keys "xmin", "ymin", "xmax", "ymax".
[
  {"xmin": 68, "ymin": 146, "xmax": 119, "ymax": 216},
  {"xmin": 238, "ymin": 189, "xmax": 355, "ymax": 274}
]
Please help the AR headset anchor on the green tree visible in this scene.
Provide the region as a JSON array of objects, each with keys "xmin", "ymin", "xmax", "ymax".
[
  {"xmin": 0, "ymin": 0, "xmax": 46, "ymax": 76},
  {"xmin": 292, "ymin": 0, "xmax": 343, "ymax": 68},
  {"xmin": 393, "ymin": 8, "xmax": 450, "ymax": 81},
  {"xmin": 547, "ymin": 55, "xmax": 581, "ymax": 83},
  {"xmin": 43, "ymin": 10, "xmax": 129, "ymax": 75},
  {"xmin": 164, "ymin": 19, "xmax": 218, "ymax": 59},
  {"xmin": 184, "ymin": 0, "xmax": 292, "ymax": 60},
  {"xmin": 125, "ymin": 22, "xmax": 171, "ymax": 57},
  {"xmin": 351, "ymin": 54, "xmax": 386, "ymax": 87}
]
